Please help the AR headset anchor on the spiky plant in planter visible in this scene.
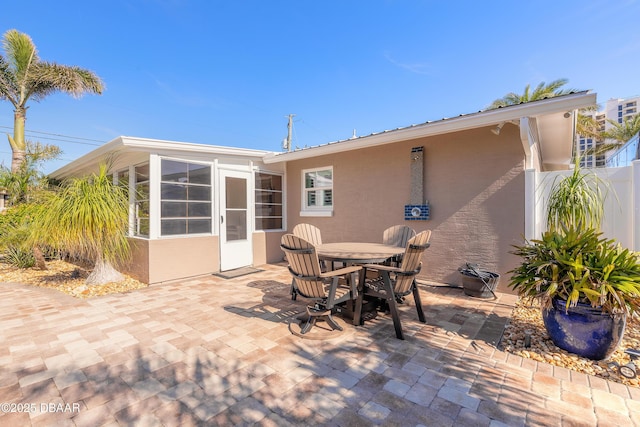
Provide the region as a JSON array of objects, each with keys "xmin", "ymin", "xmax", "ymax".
[
  {"xmin": 510, "ymin": 161, "xmax": 640, "ymax": 359},
  {"xmin": 510, "ymin": 225, "xmax": 640, "ymax": 316}
]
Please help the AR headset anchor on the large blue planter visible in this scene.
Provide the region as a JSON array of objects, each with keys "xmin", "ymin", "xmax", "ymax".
[{"xmin": 541, "ymin": 298, "xmax": 627, "ymax": 360}]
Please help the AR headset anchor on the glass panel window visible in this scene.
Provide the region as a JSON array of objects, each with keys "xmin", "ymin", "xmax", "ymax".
[
  {"xmin": 117, "ymin": 170, "xmax": 129, "ymax": 190},
  {"xmin": 134, "ymin": 163, "xmax": 150, "ymax": 237},
  {"xmin": 160, "ymin": 159, "xmax": 212, "ymax": 236},
  {"xmin": 161, "ymin": 160, "xmax": 188, "ymax": 182},
  {"xmin": 254, "ymin": 172, "xmax": 283, "ymax": 230},
  {"xmin": 189, "ymin": 163, "xmax": 211, "ymax": 185},
  {"xmin": 303, "ymin": 167, "xmax": 333, "ymax": 213}
]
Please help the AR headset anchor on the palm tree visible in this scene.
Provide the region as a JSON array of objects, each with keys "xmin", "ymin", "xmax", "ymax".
[
  {"xmin": 30, "ymin": 164, "xmax": 131, "ymax": 286},
  {"xmin": 576, "ymin": 105, "xmax": 603, "ymax": 141},
  {"xmin": 487, "ymin": 78, "xmax": 574, "ymax": 110},
  {"xmin": 0, "ymin": 29, "xmax": 104, "ymax": 173},
  {"xmin": 603, "ymin": 115, "xmax": 640, "ymax": 143},
  {"xmin": 0, "ymin": 140, "xmax": 61, "ymax": 205}
]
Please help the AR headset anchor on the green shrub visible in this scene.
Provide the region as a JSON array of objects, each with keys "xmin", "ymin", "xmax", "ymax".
[
  {"xmin": 4, "ymin": 246, "xmax": 35, "ymax": 268},
  {"xmin": 0, "ymin": 203, "xmax": 41, "ymax": 268},
  {"xmin": 509, "ymin": 225, "xmax": 640, "ymax": 315}
]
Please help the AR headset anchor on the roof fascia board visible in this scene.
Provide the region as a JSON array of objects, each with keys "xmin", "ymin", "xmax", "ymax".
[
  {"xmin": 50, "ymin": 137, "xmax": 124, "ymax": 179},
  {"xmin": 51, "ymin": 136, "xmax": 271, "ymax": 178},
  {"xmin": 263, "ymin": 92, "xmax": 596, "ymax": 164},
  {"xmin": 119, "ymin": 136, "xmax": 271, "ymax": 157}
]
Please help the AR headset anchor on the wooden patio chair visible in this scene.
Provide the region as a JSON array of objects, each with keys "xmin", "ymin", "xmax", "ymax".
[
  {"xmin": 292, "ymin": 223, "xmax": 323, "ymax": 246},
  {"xmin": 290, "ymin": 223, "xmax": 325, "ymax": 299},
  {"xmin": 382, "ymin": 225, "xmax": 416, "ymax": 266},
  {"xmin": 356, "ymin": 230, "xmax": 431, "ymax": 340},
  {"xmin": 281, "ymin": 234, "xmax": 362, "ymax": 334}
]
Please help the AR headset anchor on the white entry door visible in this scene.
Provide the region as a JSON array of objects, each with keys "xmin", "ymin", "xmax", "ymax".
[{"xmin": 219, "ymin": 169, "xmax": 252, "ymax": 271}]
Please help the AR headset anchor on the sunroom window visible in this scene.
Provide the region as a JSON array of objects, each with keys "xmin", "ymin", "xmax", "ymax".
[
  {"xmin": 302, "ymin": 167, "xmax": 333, "ymax": 216},
  {"xmin": 255, "ymin": 172, "xmax": 283, "ymax": 230},
  {"xmin": 134, "ymin": 163, "xmax": 150, "ymax": 237},
  {"xmin": 160, "ymin": 159, "xmax": 212, "ymax": 236}
]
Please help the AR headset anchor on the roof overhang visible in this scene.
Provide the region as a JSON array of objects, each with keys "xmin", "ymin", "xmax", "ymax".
[
  {"xmin": 51, "ymin": 91, "xmax": 596, "ymax": 178},
  {"xmin": 263, "ymin": 91, "xmax": 597, "ymax": 167},
  {"xmin": 51, "ymin": 136, "xmax": 272, "ymax": 179}
]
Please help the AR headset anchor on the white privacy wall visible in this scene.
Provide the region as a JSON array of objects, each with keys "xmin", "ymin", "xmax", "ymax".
[{"xmin": 525, "ymin": 161, "xmax": 639, "ymax": 251}]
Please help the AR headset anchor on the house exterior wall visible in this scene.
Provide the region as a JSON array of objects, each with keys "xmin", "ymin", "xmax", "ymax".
[
  {"xmin": 284, "ymin": 125, "xmax": 525, "ymax": 293},
  {"xmin": 254, "ymin": 231, "xmax": 287, "ymax": 264},
  {"xmin": 125, "ymin": 230, "xmax": 285, "ymax": 284},
  {"xmin": 126, "ymin": 238, "xmax": 151, "ymax": 283}
]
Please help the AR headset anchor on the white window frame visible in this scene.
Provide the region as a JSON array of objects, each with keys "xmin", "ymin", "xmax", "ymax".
[
  {"xmin": 254, "ymin": 170, "xmax": 285, "ymax": 230},
  {"xmin": 159, "ymin": 157, "xmax": 213, "ymax": 237},
  {"xmin": 301, "ymin": 166, "xmax": 333, "ymax": 217}
]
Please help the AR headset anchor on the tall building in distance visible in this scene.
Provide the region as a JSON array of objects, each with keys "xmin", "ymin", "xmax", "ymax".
[{"xmin": 578, "ymin": 95, "xmax": 639, "ymax": 167}]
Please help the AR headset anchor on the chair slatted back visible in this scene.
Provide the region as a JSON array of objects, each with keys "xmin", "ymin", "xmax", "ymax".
[
  {"xmin": 395, "ymin": 230, "xmax": 432, "ymax": 294},
  {"xmin": 292, "ymin": 223, "xmax": 323, "ymax": 246},
  {"xmin": 383, "ymin": 225, "xmax": 416, "ymax": 248},
  {"xmin": 281, "ymin": 234, "xmax": 325, "ymax": 299}
]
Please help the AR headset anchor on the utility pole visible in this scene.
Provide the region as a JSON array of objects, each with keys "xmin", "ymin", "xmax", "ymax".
[{"xmin": 282, "ymin": 114, "xmax": 295, "ymax": 151}]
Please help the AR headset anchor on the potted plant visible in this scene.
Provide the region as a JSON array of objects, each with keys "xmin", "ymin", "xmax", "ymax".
[
  {"xmin": 509, "ymin": 161, "xmax": 640, "ymax": 360},
  {"xmin": 509, "ymin": 225, "xmax": 640, "ymax": 360}
]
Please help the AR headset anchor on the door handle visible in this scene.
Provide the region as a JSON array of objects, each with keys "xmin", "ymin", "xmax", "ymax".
[{"xmin": 221, "ymin": 216, "xmax": 224, "ymax": 224}]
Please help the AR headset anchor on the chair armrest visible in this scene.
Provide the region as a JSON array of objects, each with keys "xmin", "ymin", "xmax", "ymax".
[
  {"xmin": 362, "ymin": 264, "xmax": 401, "ymax": 273},
  {"xmin": 320, "ymin": 265, "xmax": 362, "ymax": 278}
]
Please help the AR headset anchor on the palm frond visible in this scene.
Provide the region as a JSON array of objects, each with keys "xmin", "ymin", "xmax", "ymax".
[
  {"xmin": 2, "ymin": 29, "xmax": 39, "ymax": 78},
  {"xmin": 486, "ymin": 78, "xmax": 576, "ymax": 110},
  {"xmin": 603, "ymin": 115, "xmax": 640, "ymax": 143}
]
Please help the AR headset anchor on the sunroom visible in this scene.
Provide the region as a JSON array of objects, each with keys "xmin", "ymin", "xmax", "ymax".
[{"xmin": 51, "ymin": 136, "xmax": 286, "ymax": 284}]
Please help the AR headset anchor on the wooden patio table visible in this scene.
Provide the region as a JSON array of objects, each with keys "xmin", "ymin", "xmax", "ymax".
[
  {"xmin": 316, "ymin": 242, "xmax": 405, "ymax": 326},
  {"xmin": 316, "ymin": 242, "xmax": 404, "ymax": 265}
]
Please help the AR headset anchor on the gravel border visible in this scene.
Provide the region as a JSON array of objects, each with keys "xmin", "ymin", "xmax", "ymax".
[{"xmin": 500, "ymin": 298, "xmax": 640, "ymax": 388}]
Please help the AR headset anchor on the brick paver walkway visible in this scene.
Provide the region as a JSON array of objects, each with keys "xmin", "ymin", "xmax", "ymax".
[{"xmin": 1, "ymin": 263, "xmax": 638, "ymax": 426}]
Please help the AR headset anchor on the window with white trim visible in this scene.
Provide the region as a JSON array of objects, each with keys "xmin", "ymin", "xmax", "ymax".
[
  {"xmin": 160, "ymin": 159, "xmax": 212, "ymax": 236},
  {"xmin": 302, "ymin": 167, "xmax": 333, "ymax": 214}
]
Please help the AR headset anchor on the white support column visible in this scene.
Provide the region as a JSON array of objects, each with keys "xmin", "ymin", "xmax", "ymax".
[{"xmin": 149, "ymin": 154, "xmax": 161, "ymax": 240}]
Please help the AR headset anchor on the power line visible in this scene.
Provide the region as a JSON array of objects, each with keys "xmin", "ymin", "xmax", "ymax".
[{"xmin": 0, "ymin": 125, "xmax": 104, "ymax": 146}]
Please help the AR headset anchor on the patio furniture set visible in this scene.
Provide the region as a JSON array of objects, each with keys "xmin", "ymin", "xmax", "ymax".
[{"xmin": 280, "ymin": 224, "xmax": 431, "ymax": 340}]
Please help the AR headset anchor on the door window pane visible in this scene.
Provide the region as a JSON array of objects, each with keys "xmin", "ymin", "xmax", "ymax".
[
  {"xmin": 226, "ymin": 211, "xmax": 247, "ymax": 241},
  {"xmin": 226, "ymin": 177, "xmax": 247, "ymax": 209}
]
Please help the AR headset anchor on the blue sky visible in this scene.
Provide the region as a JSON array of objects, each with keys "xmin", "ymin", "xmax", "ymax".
[{"xmin": 1, "ymin": 0, "xmax": 639, "ymax": 173}]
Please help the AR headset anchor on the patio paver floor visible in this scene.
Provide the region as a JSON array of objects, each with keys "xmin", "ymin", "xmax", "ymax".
[{"xmin": 1, "ymin": 263, "xmax": 637, "ymax": 426}]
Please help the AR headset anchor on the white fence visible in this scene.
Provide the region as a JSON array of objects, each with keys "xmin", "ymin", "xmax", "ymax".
[{"xmin": 525, "ymin": 160, "xmax": 640, "ymax": 251}]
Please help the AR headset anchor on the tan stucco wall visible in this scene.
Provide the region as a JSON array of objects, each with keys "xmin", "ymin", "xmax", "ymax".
[
  {"xmin": 126, "ymin": 238, "xmax": 150, "ymax": 283},
  {"xmin": 254, "ymin": 231, "xmax": 286, "ymax": 265},
  {"xmin": 284, "ymin": 125, "xmax": 525, "ymax": 293},
  {"xmin": 119, "ymin": 236, "xmax": 220, "ymax": 284},
  {"xmin": 147, "ymin": 236, "xmax": 219, "ymax": 284},
  {"xmin": 126, "ymin": 231, "xmax": 284, "ymax": 284}
]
